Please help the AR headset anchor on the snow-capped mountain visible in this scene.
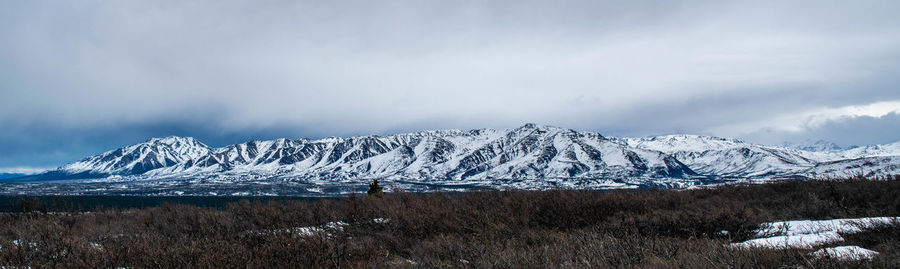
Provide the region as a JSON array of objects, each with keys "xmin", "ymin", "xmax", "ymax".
[
  {"xmin": 782, "ymin": 140, "xmax": 848, "ymax": 152},
  {"xmin": 838, "ymin": 142, "xmax": 900, "ymax": 159},
  {"xmin": 15, "ymin": 124, "xmax": 900, "ymax": 192},
  {"xmin": 619, "ymin": 135, "xmax": 900, "ymax": 179},
  {"xmin": 59, "ymin": 136, "xmax": 213, "ymax": 177},
  {"xmin": 617, "ymin": 135, "xmax": 818, "ymax": 178},
  {"xmin": 33, "ymin": 124, "xmax": 695, "ymax": 182},
  {"xmin": 806, "ymin": 156, "xmax": 900, "ymax": 179}
]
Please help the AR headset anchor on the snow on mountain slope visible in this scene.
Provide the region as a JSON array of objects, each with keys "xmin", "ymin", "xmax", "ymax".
[
  {"xmin": 617, "ymin": 135, "xmax": 817, "ymax": 178},
  {"xmin": 782, "ymin": 140, "xmax": 847, "ymax": 152},
  {"xmin": 773, "ymin": 141, "xmax": 900, "ymax": 164},
  {"xmin": 28, "ymin": 124, "xmax": 900, "ymax": 184},
  {"xmin": 60, "ymin": 136, "xmax": 212, "ymax": 176},
  {"xmin": 805, "ymin": 156, "xmax": 900, "ymax": 178},
  {"xmin": 839, "ymin": 142, "xmax": 900, "ymax": 159},
  {"xmin": 39, "ymin": 124, "xmax": 694, "ymax": 182}
]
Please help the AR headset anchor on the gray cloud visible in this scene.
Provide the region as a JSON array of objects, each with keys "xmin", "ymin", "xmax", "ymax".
[
  {"xmin": 741, "ymin": 112, "xmax": 900, "ymax": 147},
  {"xmin": 1, "ymin": 0, "xmax": 900, "ymax": 168}
]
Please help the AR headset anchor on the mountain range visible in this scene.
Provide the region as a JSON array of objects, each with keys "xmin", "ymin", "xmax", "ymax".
[
  {"xmin": 7, "ymin": 124, "xmax": 899, "ymax": 194},
  {"xmin": 0, "ymin": 173, "xmax": 27, "ymax": 180}
]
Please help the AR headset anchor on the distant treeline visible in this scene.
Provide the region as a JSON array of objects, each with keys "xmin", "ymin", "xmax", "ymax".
[{"xmin": 0, "ymin": 175, "xmax": 899, "ymax": 268}]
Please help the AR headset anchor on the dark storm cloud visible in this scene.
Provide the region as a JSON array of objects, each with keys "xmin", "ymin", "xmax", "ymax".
[{"xmin": 1, "ymin": 0, "xmax": 900, "ymax": 170}]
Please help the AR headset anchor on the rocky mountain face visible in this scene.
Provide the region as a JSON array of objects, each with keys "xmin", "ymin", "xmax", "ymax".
[{"xmin": 20, "ymin": 124, "xmax": 900, "ymax": 184}]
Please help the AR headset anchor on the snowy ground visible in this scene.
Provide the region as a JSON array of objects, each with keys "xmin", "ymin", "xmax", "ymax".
[
  {"xmin": 731, "ymin": 217, "xmax": 898, "ymax": 260},
  {"xmin": 812, "ymin": 246, "xmax": 880, "ymax": 261},
  {"xmin": 244, "ymin": 218, "xmax": 389, "ymax": 237}
]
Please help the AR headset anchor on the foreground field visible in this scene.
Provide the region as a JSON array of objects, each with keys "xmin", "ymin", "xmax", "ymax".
[{"xmin": 1, "ymin": 176, "xmax": 899, "ymax": 268}]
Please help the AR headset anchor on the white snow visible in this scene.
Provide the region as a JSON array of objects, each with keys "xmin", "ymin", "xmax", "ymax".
[
  {"xmin": 811, "ymin": 246, "xmax": 878, "ymax": 260},
  {"xmin": 805, "ymin": 156, "xmax": 900, "ymax": 179},
  {"xmin": 294, "ymin": 221, "xmax": 348, "ymax": 236},
  {"xmin": 731, "ymin": 231, "xmax": 843, "ymax": 249},
  {"xmin": 38, "ymin": 124, "xmax": 900, "ymax": 189},
  {"xmin": 811, "ymin": 246, "xmax": 879, "ymax": 260},
  {"xmin": 621, "ymin": 134, "xmax": 748, "ymax": 153},
  {"xmin": 731, "ymin": 216, "xmax": 898, "ymax": 260},
  {"xmin": 755, "ymin": 217, "xmax": 900, "ymax": 237},
  {"xmin": 247, "ymin": 221, "xmax": 349, "ymax": 237}
]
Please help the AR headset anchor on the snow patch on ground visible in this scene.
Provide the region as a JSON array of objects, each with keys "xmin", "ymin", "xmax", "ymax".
[
  {"xmin": 755, "ymin": 217, "xmax": 899, "ymax": 237},
  {"xmin": 294, "ymin": 221, "xmax": 348, "ymax": 236},
  {"xmin": 731, "ymin": 216, "xmax": 898, "ymax": 260},
  {"xmin": 732, "ymin": 231, "xmax": 843, "ymax": 249},
  {"xmin": 246, "ymin": 218, "xmax": 389, "ymax": 237},
  {"xmin": 811, "ymin": 246, "xmax": 879, "ymax": 260}
]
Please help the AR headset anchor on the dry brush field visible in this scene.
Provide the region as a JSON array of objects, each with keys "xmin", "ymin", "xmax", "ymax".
[{"xmin": 1, "ymin": 176, "xmax": 899, "ymax": 268}]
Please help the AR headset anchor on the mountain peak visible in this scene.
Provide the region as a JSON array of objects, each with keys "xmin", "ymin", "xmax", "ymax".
[
  {"xmin": 512, "ymin": 123, "xmax": 567, "ymax": 133},
  {"xmin": 782, "ymin": 139, "xmax": 844, "ymax": 152},
  {"xmin": 31, "ymin": 125, "xmax": 900, "ymax": 188},
  {"xmin": 146, "ymin": 136, "xmax": 200, "ymax": 145}
]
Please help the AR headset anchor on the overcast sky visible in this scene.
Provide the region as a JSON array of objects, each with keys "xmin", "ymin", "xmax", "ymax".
[{"xmin": 2, "ymin": 0, "xmax": 900, "ymax": 172}]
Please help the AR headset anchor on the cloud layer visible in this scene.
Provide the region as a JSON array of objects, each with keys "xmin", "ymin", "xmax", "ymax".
[{"xmin": 2, "ymin": 0, "xmax": 900, "ymax": 169}]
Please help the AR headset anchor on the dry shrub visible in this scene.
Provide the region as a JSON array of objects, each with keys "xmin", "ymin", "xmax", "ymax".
[{"xmin": 0, "ymin": 176, "xmax": 897, "ymax": 267}]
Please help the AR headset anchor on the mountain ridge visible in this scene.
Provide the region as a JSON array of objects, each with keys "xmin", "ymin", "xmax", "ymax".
[{"xmin": 13, "ymin": 124, "xmax": 900, "ymax": 187}]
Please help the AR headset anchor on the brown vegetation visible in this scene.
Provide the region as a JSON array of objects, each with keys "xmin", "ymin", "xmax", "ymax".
[{"xmin": 1, "ymin": 176, "xmax": 899, "ymax": 268}]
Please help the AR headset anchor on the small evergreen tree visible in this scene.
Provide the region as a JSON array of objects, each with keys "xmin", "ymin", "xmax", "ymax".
[{"xmin": 367, "ymin": 179, "xmax": 384, "ymax": 197}]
